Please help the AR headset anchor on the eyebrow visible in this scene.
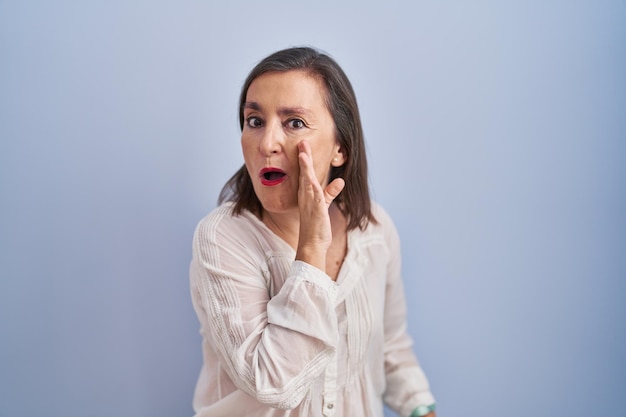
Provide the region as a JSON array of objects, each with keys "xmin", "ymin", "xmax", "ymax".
[
  {"xmin": 243, "ymin": 101, "xmax": 261, "ymax": 111},
  {"xmin": 244, "ymin": 101, "xmax": 313, "ymax": 117}
]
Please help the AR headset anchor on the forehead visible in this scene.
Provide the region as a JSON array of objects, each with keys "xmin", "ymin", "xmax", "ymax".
[{"xmin": 245, "ymin": 70, "xmax": 328, "ymax": 108}]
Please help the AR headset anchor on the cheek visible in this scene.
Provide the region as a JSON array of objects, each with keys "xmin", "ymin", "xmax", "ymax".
[
  {"xmin": 240, "ymin": 134, "xmax": 255, "ymax": 157},
  {"xmin": 240, "ymin": 139, "xmax": 257, "ymax": 178},
  {"xmin": 310, "ymin": 139, "xmax": 339, "ymax": 165},
  {"xmin": 283, "ymin": 135, "xmax": 300, "ymax": 154},
  {"xmin": 312, "ymin": 156, "xmax": 333, "ymax": 184}
]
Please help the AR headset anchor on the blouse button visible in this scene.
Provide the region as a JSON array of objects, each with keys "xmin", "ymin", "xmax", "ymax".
[{"xmin": 327, "ymin": 404, "xmax": 334, "ymax": 409}]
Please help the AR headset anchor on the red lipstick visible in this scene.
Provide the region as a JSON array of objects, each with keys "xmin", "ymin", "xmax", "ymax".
[{"xmin": 259, "ymin": 167, "xmax": 287, "ymax": 186}]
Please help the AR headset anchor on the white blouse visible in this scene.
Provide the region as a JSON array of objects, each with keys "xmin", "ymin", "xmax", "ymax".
[{"xmin": 189, "ymin": 202, "xmax": 435, "ymax": 417}]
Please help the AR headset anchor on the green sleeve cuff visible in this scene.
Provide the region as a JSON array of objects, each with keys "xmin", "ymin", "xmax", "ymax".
[{"xmin": 410, "ymin": 403, "xmax": 436, "ymax": 417}]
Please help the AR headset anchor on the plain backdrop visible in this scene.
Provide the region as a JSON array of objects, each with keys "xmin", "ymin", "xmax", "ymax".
[{"xmin": 1, "ymin": 1, "xmax": 624, "ymax": 416}]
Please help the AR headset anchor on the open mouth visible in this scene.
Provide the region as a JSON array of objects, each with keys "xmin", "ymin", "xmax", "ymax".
[
  {"xmin": 260, "ymin": 168, "xmax": 287, "ymax": 186},
  {"xmin": 264, "ymin": 171, "xmax": 285, "ymax": 181}
]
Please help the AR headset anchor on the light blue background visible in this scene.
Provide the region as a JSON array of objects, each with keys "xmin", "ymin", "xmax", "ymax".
[{"xmin": 1, "ymin": 1, "xmax": 624, "ymax": 416}]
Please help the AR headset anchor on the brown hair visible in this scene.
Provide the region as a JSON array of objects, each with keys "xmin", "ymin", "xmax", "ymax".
[{"xmin": 219, "ymin": 46, "xmax": 376, "ymax": 230}]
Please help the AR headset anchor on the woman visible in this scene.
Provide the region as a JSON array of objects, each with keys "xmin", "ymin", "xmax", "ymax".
[{"xmin": 189, "ymin": 46, "xmax": 436, "ymax": 417}]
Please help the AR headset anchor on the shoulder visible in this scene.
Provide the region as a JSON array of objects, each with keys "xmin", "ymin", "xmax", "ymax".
[
  {"xmin": 348, "ymin": 201, "xmax": 400, "ymax": 250},
  {"xmin": 193, "ymin": 203, "xmax": 266, "ymax": 253},
  {"xmin": 365, "ymin": 201, "xmax": 403, "ymax": 253},
  {"xmin": 195, "ymin": 202, "xmax": 253, "ymax": 235},
  {"xmin": 368, "ymin": 201, "xmax": 399, "ymax": 237},
  {"xmin": 370, "ymin": 201, "xmax": 394, "ymax": 227}
]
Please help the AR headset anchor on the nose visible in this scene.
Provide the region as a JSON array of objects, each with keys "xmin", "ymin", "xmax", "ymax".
[{"xmin": 258, "ymin": 120, "xmax": 283, "ymax": 156}]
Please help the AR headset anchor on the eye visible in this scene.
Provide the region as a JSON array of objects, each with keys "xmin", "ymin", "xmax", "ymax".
[
  {"xmin": 286, "ymin": 118, "xmax": 306, "ymax": 129},
  {"xmin": 246, "ymin": 116, "xmax": 263, "ymax": 128}
]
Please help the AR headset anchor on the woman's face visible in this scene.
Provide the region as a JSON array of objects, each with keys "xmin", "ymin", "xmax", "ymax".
[{"xmin": 241, "ymin": 70, "xmax": 345, "ymax": 215}]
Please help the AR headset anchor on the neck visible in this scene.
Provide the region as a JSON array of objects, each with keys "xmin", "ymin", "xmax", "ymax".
[{"xmin": 261, "ymin": 208, "xmax": 301, "ymax": 250}]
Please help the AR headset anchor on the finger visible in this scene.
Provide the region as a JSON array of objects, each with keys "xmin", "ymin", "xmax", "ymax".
[
  {"xmin": 298, "ymin": 151, "xmax": 318, "ymax": 190},
  {"xmin": 324, "ymin": 177, "xmax": 345, "ymax": 204},
  {"xmin": 298, "ymin": 141, "xmax": 322, "ymax": 191},
  {"xmin": 297, "ymin": 140, "xmax": 315, "ymax": 175}
]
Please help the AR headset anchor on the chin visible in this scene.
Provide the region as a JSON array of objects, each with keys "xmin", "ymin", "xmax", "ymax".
[{"xmin": 254, "ymin": 185, "xmax": 297, "ymax": 214}]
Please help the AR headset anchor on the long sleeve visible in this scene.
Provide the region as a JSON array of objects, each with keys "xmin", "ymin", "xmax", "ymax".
[
  {"xmin": 380, "ymin": 211, "xmax": 436, "ymax": 417},
  {"xmin": 190, "ymin": 204, "xmax": 435, "ymax": 417},
  {"xmin": 190, "ymin": 208, "xmax": 339, "ymax": 409}
]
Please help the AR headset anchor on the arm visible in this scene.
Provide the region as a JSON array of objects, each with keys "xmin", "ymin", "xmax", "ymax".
[
  {"xmin": 295, "ymin": 140, "xmax": 345, "ymax": 275},
  {"xmin": 191, "ymin": 217, "xmax": 338, "ymax": 409},
  {"xmin": 191, "ymin": 141, "xmax": 344, "ymax": 409},
  {"xmin": 380, "ymin": 212, "xmax": 436, "ymax": 417}
]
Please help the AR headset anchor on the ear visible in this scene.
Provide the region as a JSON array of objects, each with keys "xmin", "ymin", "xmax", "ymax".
[{"xmin": 331, "ymin": 147, "xmax": 346, "ymax": 167}]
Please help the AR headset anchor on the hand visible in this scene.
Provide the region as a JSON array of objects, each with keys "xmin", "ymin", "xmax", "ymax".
[{"xmin": 295, "ymin": 140, "xmax": 345, "ymax": 274}]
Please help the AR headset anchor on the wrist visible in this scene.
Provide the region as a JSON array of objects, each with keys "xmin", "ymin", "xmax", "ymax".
[
  {"xmin": 295, "ymin": 246, "xmax": 326, "ymax": 273},
  {"xmin": 410, "ymin": 404, "xmax": 436, "ymax": 417}
]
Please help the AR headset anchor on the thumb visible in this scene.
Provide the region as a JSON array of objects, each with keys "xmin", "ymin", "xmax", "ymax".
[{"xmin": 324, "ymin": 177, "xmax": 346, "ymax": 204}]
